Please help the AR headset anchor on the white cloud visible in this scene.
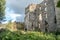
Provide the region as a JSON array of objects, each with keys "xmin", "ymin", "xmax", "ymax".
[
  {"xmin": 2, "ymin": 21, "xmax": 8, "ymax": 24},
  {"xmin": 9, "ymin": 12, "xmax": 21, "ymax": 19},
  {"xmin": 5, "ymin": 7, "xmax": 22, "ymax": 22},
  {"xmin": 11, "ymin": 19, "xmax": 16, "ymax": 22}
]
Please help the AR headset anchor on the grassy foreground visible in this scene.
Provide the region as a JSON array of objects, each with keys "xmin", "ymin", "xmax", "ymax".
[{"xmin": 0, "ymin": 29, "xmax": 60, "ymax": 40}]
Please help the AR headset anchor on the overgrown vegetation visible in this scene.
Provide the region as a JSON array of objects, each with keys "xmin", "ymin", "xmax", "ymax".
[
  {"xmin": 16, "ymin": 22, "xmax": 24, "ymax": 30},
  {"xmin": 57, "ymin": 0, "xmax": 60, "ymax": 7},
  {"xmin": 6, "ymin": 21, "xmax": 24, "ymax": 31},
  {"xmin": 0, "ymin": 29, "xmax": 60, "ymax": 40}
]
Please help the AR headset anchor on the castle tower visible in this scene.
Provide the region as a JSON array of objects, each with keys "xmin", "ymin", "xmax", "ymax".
[
  {"xmin": 44, "ymin": 0, "xmax": 57, "ymax": 32},
  {"xmin": 24, "ymin": 0, "xmax": 57, "ymax": 32},
  {"xmin": 38, "ymin": 0, "xmax": 57, "ymax": 32},
  {"xmin": 54, "ymin": 0, "xmax": 60, "ymax": 31}
]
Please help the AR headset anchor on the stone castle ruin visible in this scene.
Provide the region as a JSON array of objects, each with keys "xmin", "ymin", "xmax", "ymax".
[{"xmin": 24, "ymin": 0, "xmax": 57, "ymax": 32}]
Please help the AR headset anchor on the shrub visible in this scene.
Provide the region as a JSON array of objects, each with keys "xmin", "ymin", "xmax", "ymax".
[{"xmin": 0, "ymin": 29, "xmax": 60, "ymax": 40}]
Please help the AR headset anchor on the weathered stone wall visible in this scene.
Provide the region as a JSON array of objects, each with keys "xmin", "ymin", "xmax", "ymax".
[
  {"xmin": 25, "ymin": 0, "xmax": 57, "ymax": 32},
  {"xmin": 45, "ymin": 0, "xmax": 57, "ymax": 32},
  {"xmin": 25, "ymin": 4, "xmax": 39, "ymax": 31},
  {"xmin": 38, "ymin": 0, "xmax": 57, "ymax": 32},
  {"xmin": 54, "ymin": 0, "xmax": 60, "ymax": 31}
]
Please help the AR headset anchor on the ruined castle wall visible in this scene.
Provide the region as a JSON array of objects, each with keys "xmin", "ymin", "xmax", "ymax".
[
  {"xmin": 25, "ymin": 0, "xmax": 57, "ymax": 32},
  {"xmin": 46, "ymin": 0, "xmax": 56, "ymax": 32},
  {"xmin": 25, "ymin": 4, "xmax": 39, "ymax": 31},
  {"xmin": 54, "ymin": 0, "xmax": 60, "ymax": 31}
]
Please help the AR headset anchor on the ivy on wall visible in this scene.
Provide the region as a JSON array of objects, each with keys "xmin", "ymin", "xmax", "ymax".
[{"xmin": 57, "ymin": 0, "xmax": 60, "ymax": 7}]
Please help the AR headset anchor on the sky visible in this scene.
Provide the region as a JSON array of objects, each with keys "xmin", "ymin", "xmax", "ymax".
[{"xmin": 4, "ymin": 0, "xmax": 43, "ymax": 23}]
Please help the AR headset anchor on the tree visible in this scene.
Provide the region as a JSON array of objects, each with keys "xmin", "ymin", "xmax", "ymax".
[
  {"xmin": 0, "ymin": 0, "xmax": 5, "ymax": 22},
  {"xmin": 57, "ymin": 0, "xmax": 60, "ymax": 7}
]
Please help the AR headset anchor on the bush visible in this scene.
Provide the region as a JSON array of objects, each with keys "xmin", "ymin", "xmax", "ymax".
[
  {"xmin": 57, "ymin": 35, "xmax": 60, "ymax": 40},
  {"xmin": 0, "ymin": 29, "xmax": 60, "ymax": 40},
  {"xmin": 57, "ymin": 0, "xmax": 60, "ymax": 7}
]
